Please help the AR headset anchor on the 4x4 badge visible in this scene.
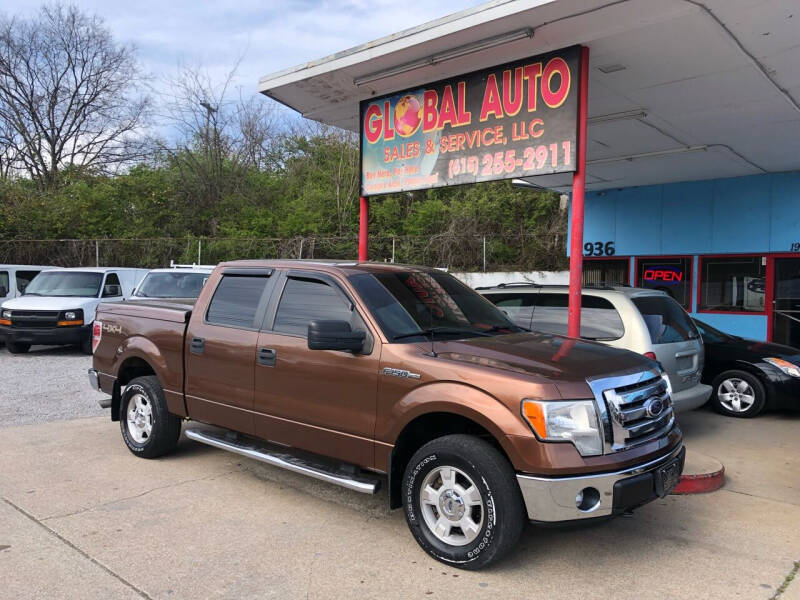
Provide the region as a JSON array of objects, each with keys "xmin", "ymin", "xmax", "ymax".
[{"xmin": 382, "ymin": 367, "xmax": 421, "ymax": 380}]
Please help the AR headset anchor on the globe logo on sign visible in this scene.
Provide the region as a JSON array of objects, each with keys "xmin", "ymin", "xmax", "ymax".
[{"xmin": 394, "ymin": 95, "xmax": 423, "ymax": 137}]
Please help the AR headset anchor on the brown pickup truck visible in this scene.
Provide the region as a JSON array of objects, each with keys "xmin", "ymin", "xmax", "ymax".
[{"xmin": 89, "ymin": 260, "xmax": 684, "ymax": 569}]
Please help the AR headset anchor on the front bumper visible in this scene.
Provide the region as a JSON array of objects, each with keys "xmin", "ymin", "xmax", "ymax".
[
  {"xmin": 671, "ymin": 383, "xmax": 712, "ymax": 412},
  {"xmin": 516, "ymin": 443, "xmax": 685, "ymax": 522},
  {"xmin": 0, "ymin": 323, "xmax": 91, "ymax": 347}
]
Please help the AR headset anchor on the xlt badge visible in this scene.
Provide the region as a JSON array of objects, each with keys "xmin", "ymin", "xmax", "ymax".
[{"xmin": 382, "ymin": 367, "xmax": 421, "ymax": 380}]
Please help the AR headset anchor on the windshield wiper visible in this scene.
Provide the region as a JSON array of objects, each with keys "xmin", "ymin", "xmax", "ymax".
[
  {"xmin": 392, "ymin": 326, "xmax": 492, "ymax": 342},
  {"xmin": 24, "ymin": 292, "xmax": 42, "ymax": 296},
  {"xmin": 481, "ymin": 324, "xmax": 530, "ymax": 334}
]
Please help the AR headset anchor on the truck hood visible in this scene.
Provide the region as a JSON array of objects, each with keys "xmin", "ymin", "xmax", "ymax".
[
  {"xmin": 2, "ymin": 295, "xmax": 100, "ymax": 314},
  {"xmin": 427, "ymin": 331, "xmax": 657, "ymax": 385}
]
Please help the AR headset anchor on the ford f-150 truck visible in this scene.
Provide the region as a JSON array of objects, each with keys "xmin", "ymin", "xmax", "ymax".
[{"xmin": 89, "ymin": 260, "xmax": 685, "ymax": 569}]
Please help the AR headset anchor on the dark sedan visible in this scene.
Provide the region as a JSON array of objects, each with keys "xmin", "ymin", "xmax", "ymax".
[{"xmin": 693, "ymin": 318, "xmax": 800, "ymax": 417}]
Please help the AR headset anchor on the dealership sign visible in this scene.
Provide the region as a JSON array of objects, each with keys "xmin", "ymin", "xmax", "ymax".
[{"xmin": 359, "ymin": 45, "xmax": 581, "ymax": 195}]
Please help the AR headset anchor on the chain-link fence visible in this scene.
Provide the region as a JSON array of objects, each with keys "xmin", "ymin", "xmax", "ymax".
[{"xmin": 0, "ymin": 234, "xmax": 567, "ymax": 272}]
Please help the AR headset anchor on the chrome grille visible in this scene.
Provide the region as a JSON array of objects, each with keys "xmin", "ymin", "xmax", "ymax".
[{"xmin": 587, "ymin": 369, "xmax": 675, "ymax": 453}]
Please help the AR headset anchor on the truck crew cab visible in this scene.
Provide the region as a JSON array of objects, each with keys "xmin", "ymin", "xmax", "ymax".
[{"xmin": 89, "ymin": 261, "xmax": 685, "ymax": 569}]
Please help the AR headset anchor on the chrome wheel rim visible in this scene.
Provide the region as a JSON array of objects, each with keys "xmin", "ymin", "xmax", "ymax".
[
  {"xmin": 419, "ymin": 466, "xmax": 483, "ymax": 546},
  {"xmin": 718, "ymin": 378, "xmax": 756, "ymax": 413},
  {"xmin": 126, "ymin": 393, "xmax": 153, "ymax": 443}
]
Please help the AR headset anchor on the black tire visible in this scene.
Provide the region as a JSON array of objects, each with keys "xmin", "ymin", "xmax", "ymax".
[
  {"xmin": 402, "ymin": 434, "xmax": 525, "ymax": 570},
  {"xmin": 710, "ymin": 369, "xmax": 766, "ymax": 418},
  {"xmin": 119, "ymin": 375, "xmax": 182, "ymax": 458},
  {"xmin": 6, "ymin": 341, "xmax": 30, "ymax": 354},
  {"xmin": 80, "ymin": 336, "xmax": 93, "ymax": 355}
]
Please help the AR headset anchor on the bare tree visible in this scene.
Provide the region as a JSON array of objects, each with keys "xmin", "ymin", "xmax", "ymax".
[
  {"xmin": 0, "ymin": 3, "xmax": 150, "ymax": 187},
  {"xmin": 158, "ymin": 62, "xmax": 278, "ymax": 233}
]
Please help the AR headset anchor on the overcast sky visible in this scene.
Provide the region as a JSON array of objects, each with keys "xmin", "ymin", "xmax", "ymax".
[{"xmin": 3, "ymin": 0, "xmax": 485, "ymax": 110}]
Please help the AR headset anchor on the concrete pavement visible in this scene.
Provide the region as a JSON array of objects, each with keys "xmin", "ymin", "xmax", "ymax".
[{"xmin": 1, "ymin": 408, "xmax": 798, "ymax": 599}]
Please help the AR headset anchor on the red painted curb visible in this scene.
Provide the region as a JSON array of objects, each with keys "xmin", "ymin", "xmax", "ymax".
[{"xmin": 671, "ymin": 466, "xmax": 725, "ymax": 494}]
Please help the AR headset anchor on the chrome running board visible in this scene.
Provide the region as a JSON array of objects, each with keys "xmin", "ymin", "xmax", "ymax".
[{"xmin": 184, "ymin": 426, "xmax": 380, "ymax": 494}]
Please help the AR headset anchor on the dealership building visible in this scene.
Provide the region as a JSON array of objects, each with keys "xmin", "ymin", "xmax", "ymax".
[{"xmin": 259, "ymin": 0, "xmax": 800, "ymax": 346}]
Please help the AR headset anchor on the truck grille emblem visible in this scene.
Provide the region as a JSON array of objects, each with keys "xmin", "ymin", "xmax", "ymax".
[{"xmin": 643, "ymin": 397, "xmax": 664, "ymax": 418}]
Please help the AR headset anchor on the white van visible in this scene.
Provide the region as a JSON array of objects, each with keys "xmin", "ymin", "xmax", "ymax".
[
  {"xmin": 0, "ymin": 267, "xmax": 148, "ymax": 354},
  {"xmin": 0, "ymin": 265, "xmax": 57, "ymax": 301}
]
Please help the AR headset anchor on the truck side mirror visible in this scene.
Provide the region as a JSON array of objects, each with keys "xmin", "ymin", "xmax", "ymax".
[
  {"xmin": 103, "ymin": 284, "xmax": 122, "ymax": 297},
  {"xmin": 307, "ymin": 320, "xmax": 365, "ymax": 352}
]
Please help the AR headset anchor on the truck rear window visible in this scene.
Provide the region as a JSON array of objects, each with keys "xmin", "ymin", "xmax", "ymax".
[
  {"xmin": 632, "ymin": 295, "xmax": 699, "ymax": 344},
  {"xmin": 206, "ymin": 275, "xmax": 269, "ymax": 329}
]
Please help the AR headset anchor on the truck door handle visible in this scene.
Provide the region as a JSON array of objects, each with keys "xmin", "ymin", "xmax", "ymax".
[
  {"xmin": 257, "ymin": 347, "xmax": 276, "ymax": 367},
  {"xmin": 190, "ymin": 337, "xmax": 205, "ymax": 355}
]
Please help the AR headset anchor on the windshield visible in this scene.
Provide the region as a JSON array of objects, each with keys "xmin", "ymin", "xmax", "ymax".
[
  {"xmin": 632, "ymin": 295, "xmax": 699, "ymax": 344},
  {"xmin": 135, "ymin": 272, "xmax": 209, "ymax": 298},
  {"xmin": 24, "ymin": 271, "xmax": 103, "ymax": 297},
  {"xmin": 349, "ymin": 270, "xmax": 522, "ymax": 342}
]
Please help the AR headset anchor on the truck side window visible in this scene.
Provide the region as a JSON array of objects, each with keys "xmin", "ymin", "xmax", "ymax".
[
  {"xmin": 273, "ymin": 277, "xmax": 358, "ymax": 337},
  {"xmin": 206, "ymin": 275, "xmax": 269, "ymax": 329},
  {"xmin": 0, "ymin": 271, "xmax": 8, "ymax": 297}
]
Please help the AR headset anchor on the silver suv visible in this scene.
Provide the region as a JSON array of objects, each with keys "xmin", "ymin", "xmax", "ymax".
[{"xmin": 477, "ymin": 284, "xmax": 712, "ymax": 412}]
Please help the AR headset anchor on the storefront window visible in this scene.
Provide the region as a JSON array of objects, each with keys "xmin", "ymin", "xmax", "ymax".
[
  {"xmin": 699, "ymin": 256, "xmax": 765, "ymax": 312},
  {"xmin": 582, "ymin": 258, "xmax": 629, "ymax": 287},
  {"xmin": 637, "ymin": 257, "xmax": 692, "ymax": 309}
]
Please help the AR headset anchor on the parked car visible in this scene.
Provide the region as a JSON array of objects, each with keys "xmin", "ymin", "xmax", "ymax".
[
  {"xmin": 0, "ymin": 267, "xmax": 148, "ymax": 354},
  {"xmin": 0, "ymin": 264, "xmax": 57, "ymax": 301},
  {"xmin": 0, "ymin": 265, "xmax": 58, "ymax": 345},
  {"xmin": 89, "ymin": 261, "xmax": 684, "ymax": 569},
  {"xmin": 692, "ymin": 317, "xmax": 800, "ymax": 417},
  {"xmin": 131, "ymin": 264, "xmax": 213, "ymax": 302},
  {"xmin": 477, "ymin": 283, "xmax": 711, "ymax": 413}
]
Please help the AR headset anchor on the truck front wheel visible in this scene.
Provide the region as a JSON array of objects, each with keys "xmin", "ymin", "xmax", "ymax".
[
  {"xmin": 120, "ymin": 375, "xmax": 182, "ymax": 458},
  {"xmin": 402, "ymin": 434, "xmax": 525, "ymax": 570}
]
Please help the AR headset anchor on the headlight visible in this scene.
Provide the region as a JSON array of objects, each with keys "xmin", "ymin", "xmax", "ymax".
[
  {"xmin": 521, "ymin": 399, "xmax": 604, "ymax": 456},
  {"xmin": 1, "ymin": 309, "xmax": 10, "ymax": 319},
  {"xmin": 764, "ymin": 357, "xmax": 800, "ymax": 378},
  {"xmin": 64, "ymin": 311, "xmax": 77, "ymax": 320}
]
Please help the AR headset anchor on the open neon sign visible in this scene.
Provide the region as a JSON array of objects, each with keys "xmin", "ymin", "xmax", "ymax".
[{"xmin": 643, "ymin": 266, "xmax": 683, "ymax": 286}]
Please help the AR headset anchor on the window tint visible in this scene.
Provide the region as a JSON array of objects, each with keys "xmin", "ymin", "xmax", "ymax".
[
  {"xmin": 274, "ymin": 277, "xmax": 356, "ymax": 336},
  {"xmin": 206, "ymin": 275, "xmax": 269, "ymax": 328},
  {"xmin": 0, "ymin": 271, "xmax": 8, "ymax": 297},
  {"xmin": 485, "ymin": 293, "xmax": 535, "ymax": 330},
  {"xmin": 699, "ymin": 256, "xmax": 765, "ymax": 312},
  {"xmin": 103, "ymin": 273, "xmax": 122, "ymax": 297},
  {"xmin": 15, "ymin": 270, "xmax": 39, "ymax": 294},
  {"xmin": 530, "ymin": 293, "xmax": 625, "ymax": 340},
  {"xmin": 637, "ymin": 257, "xmax": 692, "ymax": 309},
  {"xmin": 348, "ymin": 271, "xmax": 518, "ymax": 342},
  {"xmin": 632, "ymin": 295, "xmax": 699, "ymax": 344}
]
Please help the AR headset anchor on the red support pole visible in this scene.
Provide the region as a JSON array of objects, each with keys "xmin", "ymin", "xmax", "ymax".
[
  {"xmin": 567, "ymin": 46, "xmax": 590, "ymax": 339},
  {"xmin": 358, "ymin": 196, "xmax": 369, "ymax": 262}
]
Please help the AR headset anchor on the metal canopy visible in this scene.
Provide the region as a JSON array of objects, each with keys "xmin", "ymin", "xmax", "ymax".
[{"xmin": 259, "ymin": 0, "xmax": 800, "ymax": 192}]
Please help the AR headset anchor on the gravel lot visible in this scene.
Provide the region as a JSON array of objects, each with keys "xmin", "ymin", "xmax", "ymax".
[{"xmin": 0, "ymin": 345, "xmax": 105, "ymax": 427}]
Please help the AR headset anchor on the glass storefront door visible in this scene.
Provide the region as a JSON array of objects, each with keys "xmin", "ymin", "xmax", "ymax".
[{"xmin": 773, "ymin": 257, "xmax": 800, "ymax": 348}]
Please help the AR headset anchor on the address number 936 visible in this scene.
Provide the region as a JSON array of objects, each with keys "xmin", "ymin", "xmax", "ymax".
[{"xmin": 584, "ymin": 241, "xmax": 615, "ymax": 256}]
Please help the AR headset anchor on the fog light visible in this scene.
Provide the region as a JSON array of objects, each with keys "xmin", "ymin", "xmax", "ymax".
[{"xmin": 575, "ymin": 487, "xmax": 601, "ymax": 512}]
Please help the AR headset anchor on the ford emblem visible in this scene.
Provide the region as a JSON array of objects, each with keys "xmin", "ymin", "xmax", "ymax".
[{"xmin": 643, "ymin": 397, "xmax": 664, "ymax": 418}]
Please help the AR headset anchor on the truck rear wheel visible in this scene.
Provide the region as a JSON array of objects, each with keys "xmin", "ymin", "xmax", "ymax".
[
  {"xmin": 120, "ymin": 375, "xmax": 182, "ymax": 458},
  {"xmin": 402, "ymin": 434, "xmax": 525, "ymax": 570}
]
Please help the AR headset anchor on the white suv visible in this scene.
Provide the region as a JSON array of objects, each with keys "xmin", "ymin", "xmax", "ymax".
[{"xmin": 478, "ymin": 284, "xmax": 712, "ymax": 412}]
